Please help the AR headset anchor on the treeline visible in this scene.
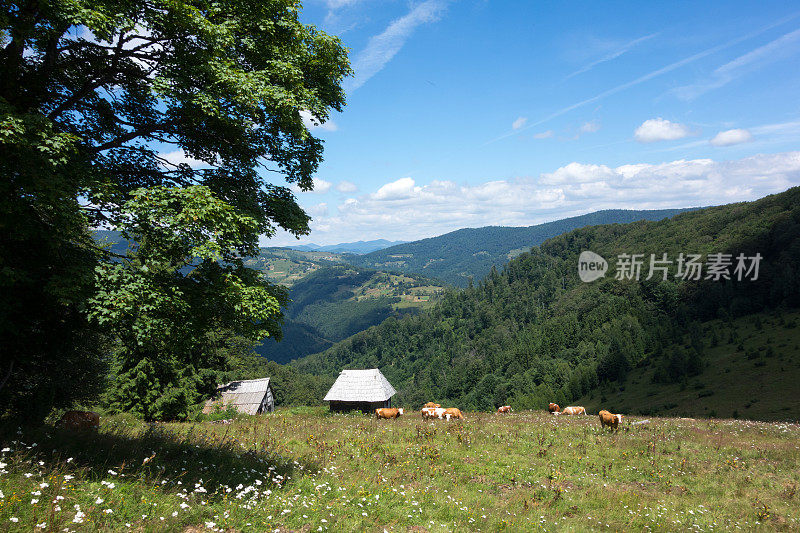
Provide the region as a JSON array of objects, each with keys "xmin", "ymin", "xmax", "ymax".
[
  {"xmin": 348, "ymin": 208, "xmax": 697, "ymax": 287},
  {"xmin": 294, "ymin": 188, "xmax": 800, "ymax": 411}
]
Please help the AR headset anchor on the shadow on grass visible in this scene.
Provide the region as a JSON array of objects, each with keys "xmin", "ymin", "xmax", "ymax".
[{"xmin": 0, "ymin": 417, "xmax": 318, "ymax": 497}]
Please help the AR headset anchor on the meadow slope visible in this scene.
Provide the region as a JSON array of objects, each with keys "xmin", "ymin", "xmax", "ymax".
[{"xmin": 1, "ymin": 410, "xmax": 799, "ymax": 531}]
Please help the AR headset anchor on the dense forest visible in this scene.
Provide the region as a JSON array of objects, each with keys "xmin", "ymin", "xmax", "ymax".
[
  {"xmin": 294, "ymin": 188, "xmax": 800, "ymax": 413},
  {"xmin": 348, "ymin": 208, "xmax": 697, "ymax": 286},
  {"xmin": 257, "ymin": 266, "xmax": 443, "ymax": 363}
]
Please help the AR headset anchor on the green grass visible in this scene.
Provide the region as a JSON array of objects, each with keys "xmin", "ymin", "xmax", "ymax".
[
  {"xmin": 580, "ymin": 310, "xmax": 800, "ymax": 422},
  {"xmin": 2, "ymin": 409, "xmax": 799, "ymax": 531}
]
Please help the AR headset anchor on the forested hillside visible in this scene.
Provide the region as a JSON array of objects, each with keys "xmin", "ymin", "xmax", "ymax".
[
  {"xmin": 347, "ymin": 208, "xmax": 697, "ymax": 286},
  {"xmin": 294, "ymin": 188, "xmax": 800, "ymax": 418},
  {"xmin": 257, "ymin": 265, "xmax": 444, "ymax": 363}
]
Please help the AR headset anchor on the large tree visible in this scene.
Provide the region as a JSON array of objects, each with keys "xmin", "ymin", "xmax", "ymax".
[{"xmin": 0, "ymin": 0, "xmax": 350, "ymax": 419}]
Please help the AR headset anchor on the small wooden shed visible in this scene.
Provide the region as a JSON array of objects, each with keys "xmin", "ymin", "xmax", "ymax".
[
  {"xmin": 203, "ymin": 377, "xmax": 275, "ymax": 415},
  {"xmin": 323, "ymin": 368, "xmax": 397, "ymax": 413}
]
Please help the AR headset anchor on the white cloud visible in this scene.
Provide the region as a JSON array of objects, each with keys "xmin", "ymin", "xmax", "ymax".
[
  {"xmin": 159, "ymin": 150, "xmax": 209, "ymax": 169},
  {"xmin": 512, "ymin": 117, "xmax": 528, "ymax": 130},
  {"xmin": 336, "ymin": 180, "xmax": 358, "ymax": 193},
  {"xmin": 306, "ymin": 202, "xmax": 329, "ymax": 217},
  {"xmin": 675, "ymin": 28, "xmax": 800, "ymax": 100},
  {"xmin": 634, "ymin": 118, "xmax": 692, "ymax": 143},
  {"xmin": 264, "ymin": 151, "xmax": 800, "ymax": 246},
  {"xmin": 533, "ymin": 130, "xmax": 554, "ymax": 139},
  {"xmin": 293, "ymin": 177, "xmax": 333, "ymax": 194},
  {"xmin": 300, "ymin": 110, "xmax": 338, "ymax": 132},
  {"xmin": 373, "ymin": 177, "xmax": 421, "ymax": 200},
  {"xmin": 580, "ymin": 120, "xmax": 601, "ymax": 133},
  {"xmin": 710, "ymin": 128, "xmax": 753, "ymax": 146},
  {"xmin": 310, "ymin": 178, "xmax": 332, "ymax": 194},
  {"xmin": 344, "ymin": 0, "xmax": 449, "ymax": 92},
  {"xmin": 540, "ymin": 162, "xmax": 616, "ymax": 185}
]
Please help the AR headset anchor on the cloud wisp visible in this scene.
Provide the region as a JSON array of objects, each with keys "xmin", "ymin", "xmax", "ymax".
[
  {"xmin": 564, "ymin": 32, "xmax": 659, "ymax": 81},
  {"xmin": 344, "ymin": 0, "xmax": 450, "ymax": 92},
  {"xmin": 675, "ymin": 27, "xmax": 800, "ymax": 100}
]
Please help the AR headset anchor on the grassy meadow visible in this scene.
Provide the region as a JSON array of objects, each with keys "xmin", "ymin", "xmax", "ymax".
[
  {"xmin": 580, "ymin": 310, "xmax": 800, "ymax": 421},
  {"xmin": 1, "ymin": 409, "xmax": 799, "ymax": 532}
]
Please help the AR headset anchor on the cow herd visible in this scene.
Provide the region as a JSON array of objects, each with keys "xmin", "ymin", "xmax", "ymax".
[
  {"xmin": 62, "ymin": 405, "xmax": 624, "ymax": 433},
  {"xmin": 549, "ymin": 403, "xmax": 624, "ymax": 430},
  {"xmin": 376, "ymin": 402, "xmax": 625, "ymax": 432}
]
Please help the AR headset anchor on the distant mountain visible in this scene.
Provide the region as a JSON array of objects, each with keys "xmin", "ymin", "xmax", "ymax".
[
  {"xmin": 347, "ymin": 208, "xmax": 699, "ymax": 286},
  {"xmin": 285, "ymin": 239, "xmax": 408, "ymax": 255}
]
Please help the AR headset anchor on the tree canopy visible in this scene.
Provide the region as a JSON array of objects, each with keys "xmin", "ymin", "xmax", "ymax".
[{"xmin": 0, "ymin": 0, "xmax": 351, "ymax": 419}]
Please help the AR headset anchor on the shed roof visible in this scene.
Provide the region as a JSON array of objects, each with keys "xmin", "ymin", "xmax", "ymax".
[
  {"xmin": 323, "ymin": 369, "xmax": 396, "ymax": 402},
  {"xmin": 212, "ymin": 377, "xmax": 272, "ymax": 415}
]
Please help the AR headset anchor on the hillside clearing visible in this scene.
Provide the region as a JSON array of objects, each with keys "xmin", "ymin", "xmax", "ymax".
[
  {"xmin": 581, "ymin": 310, "xmax": 800, "ymax": 421},
  {"xmin": 1, "ymin": 410, "xmax": 799, "ymax": 531}
]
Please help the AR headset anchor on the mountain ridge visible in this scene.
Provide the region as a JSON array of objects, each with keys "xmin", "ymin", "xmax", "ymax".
[
  {"xmin": 347, "ymin": 208, "xmax": 701, "ymax": 286},
  {"xmin": 285, "ymin": 239, "xmax": 408, "ymax": 255}
]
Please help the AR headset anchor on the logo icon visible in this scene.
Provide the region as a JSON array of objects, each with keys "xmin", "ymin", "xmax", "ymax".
[{"xmin": 578, "ymin": 250, "xmax": 607, "ymax": 282}]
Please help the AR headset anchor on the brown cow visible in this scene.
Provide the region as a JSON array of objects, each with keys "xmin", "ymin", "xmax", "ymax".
[
  {"xmin": 496, "ymin": 405, "xmax": 512, "ymax": 414},
  {"xmin": 559, "ymin": 406, "xmax": 587, "ymax": 416},
  {"xmin": 423, "ymin": 402, "xmax": 441, "ymax": 409},
  {"xmin": 548, "ymin": 403, "xmax": 560, "ymax": 414},
  {"xmin": 598, "ymin": 410, "xmax": 623, "ymax": 431},
  {"xmin": 375, "ymin": 407, "xmax": 404, "ymax": 419},
  {"xmin": 443, "ymin": 407, "xmax": 465, "ymax": 420},
  {"xmin": 58, "ymin": 410, "xmax": 100, "ymax": 431}
]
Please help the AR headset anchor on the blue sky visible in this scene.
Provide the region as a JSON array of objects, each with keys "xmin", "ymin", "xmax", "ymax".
[{"xmin": 241, "ymin": 1, "xmax": 800, "ymax": 246}]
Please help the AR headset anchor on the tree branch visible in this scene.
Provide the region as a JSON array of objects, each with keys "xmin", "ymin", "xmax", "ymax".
[{"xmin": 90, "ymin": 121, "xmax": 174, "ymax": 153}]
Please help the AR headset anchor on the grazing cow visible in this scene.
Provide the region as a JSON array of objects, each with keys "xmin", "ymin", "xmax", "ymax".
[
  {"xmin": 598, "ymin": 410, "xmax": 623, "ymax": 431},
  {"xmin": 58, "ymin": 410, "xmax": 100, "ymax": 431},
  {"xmin": 497, "ymin": 405, "xmax": 512, "ymax": 414},
  {"xmin": 423, "ymin": 402, "xmax": 441, "ymax": 409},
  {"xmin": 375, "ymin": 407, "xmax": 404, "ymax": 419},
  {"xmin": 443, "ymin": 407, "xmax": 465, "ymax": 420},
  {"xmin": 548, "ymin": 403, "xmax": 560, "ymax": 414},
  {"xmin": 559, "ymin": 406, "xmax": 587, "ymax": 416},
  {"xmin": 421, "ymin": 407, "xmax": 446, "ymax": 420}
]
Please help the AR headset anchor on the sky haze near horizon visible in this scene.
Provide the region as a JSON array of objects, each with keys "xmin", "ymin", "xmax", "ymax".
[{"xmin": 219, "ymin": 1, "xmax": 800, "ymax": 246}]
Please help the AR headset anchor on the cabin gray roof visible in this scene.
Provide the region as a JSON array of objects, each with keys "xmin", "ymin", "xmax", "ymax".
[
  {"xmin": 213, "ymin": 377, "xmax": 272, "ymax": 415},
  {"xmin": 323, "ymin": 369, "xmax": 396, "ymax": 402}
]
